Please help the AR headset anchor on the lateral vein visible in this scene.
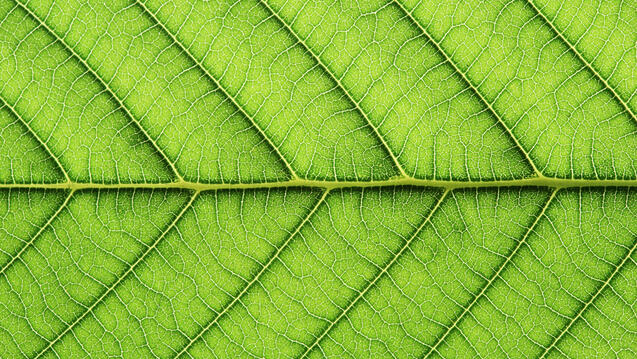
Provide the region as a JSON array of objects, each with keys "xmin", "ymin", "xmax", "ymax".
[
  {"xmin": 13, "ymin": 0, "xmax": 184, "ymax": 182},
  {"xmin": 525, "ymin": 0, "xmax": 637, "ymax": 125},
  {"xmin": 0, "ymin": 93, "xmax": 70, "ymax": 183},
  {"xmin": 172, "ymin": 189, "xmax": 329, "ymax": 358},
  {"xmin": 32, "ymin": 190, "xmax": 199, "ymax": 359},
  {"xmin": 392, "ymin": 0, "xmax": 545, "ymax": 178},
  {"xmin": 133, "ymin": 0, "xmax": 299, "ymax": 180},
  {"xmin": 300, "ymin": 189, "xmax": 449, "ymax": 358},
  {"xmin": 257, "ymin": 0, "xmax": 408, "ymax": 178},
  {"xmin": 0, "ymin": 190, "xmax": 74, "ymax": 277},
  {"xmin": 422, "ymin": 189, "xmax": 558, "ymax": 358},
  {"xmin": 539, "ymin": 239, "xmax": 637, "ymax": 358}
]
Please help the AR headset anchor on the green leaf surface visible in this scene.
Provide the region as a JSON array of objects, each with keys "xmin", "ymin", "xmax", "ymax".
[{"xmin": 0, "ymin": 0, "xmax": 635, "ymax": 358}]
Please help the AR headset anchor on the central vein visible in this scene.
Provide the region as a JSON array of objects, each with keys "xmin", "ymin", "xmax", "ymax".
[{"xmin": 1, "ymin": 176, "xmax": 636, "ymax": 191}]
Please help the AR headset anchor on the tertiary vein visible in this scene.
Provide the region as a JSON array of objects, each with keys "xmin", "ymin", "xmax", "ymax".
[
  {"xmin": 299, "ymin": 189, "xmax": 449, "ymax": 358},
  {"xmin": 133, "ymin": 0, "xmax": 298, "ymax": 180},
  {"xmin": 422, "ymin": 188, "xmax": 557, "ymax": 358},
  {"xmin": 14, "ymin": 0, "xmax": 184, "ymax": 182},
  {"xmin": 31, "ymin": 191, "xmax": 199, "ymax": 359},
  {"xmin": 172, "ymin": 189, "xmax": 329, "ymax": 358}
]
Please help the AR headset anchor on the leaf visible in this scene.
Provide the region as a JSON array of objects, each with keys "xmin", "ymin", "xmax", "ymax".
[{"xmin": 0, "ymin": 0, "xmax": 635, "ymax": 358}]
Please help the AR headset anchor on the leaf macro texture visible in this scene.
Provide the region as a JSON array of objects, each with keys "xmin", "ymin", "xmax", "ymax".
[{"xmin": 0, "ymin": 0, "xmax": 636, "ymax": 358}]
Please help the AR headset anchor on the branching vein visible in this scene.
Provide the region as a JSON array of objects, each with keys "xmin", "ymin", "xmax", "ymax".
[
  {"xmin": 525, "ymin": 0, "xmax": 637, "ymax": 125},
  {"xmin": 13, "ymin": 0, "xmax": 184, "ymax": 182},
  {"xmin": 173, "ymin": 189, "xmax": 329, "ymax": 358},
  {"xmin": 257, "ymin": 0, "xmax": 408, "ymax": 178},
  {"xmin": 299, "ymin": 189, "xmax": 449, "ymax": 358},
  {"xmin": 133, "ymin": 0, "xmax": 298, "ymax": 180},
  {"xmin": 0, "ymin": 189, "xmax": 73, "ymax": 277},
  {"xmin": 0, "ymin": 92, "xmax": 70, "ymax": 183},
  {"xmin": 392, "ymin": 0, "xmax": 544, "ymax": 178},
  {"xmin": 422, "ymin": 188, "xmax": 558, "ymax": 358},
  {"xmin": 539, "ymin": 238, "xmax": 637, "ymax": 358},
  {"xmin": 31, "ymin": 190, "xmax": 199, "ymax": 359}
]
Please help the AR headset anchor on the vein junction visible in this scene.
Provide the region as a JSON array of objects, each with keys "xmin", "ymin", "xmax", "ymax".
[{"xmin": 1, "ymin": 176, "xmax": 636, "ymax": 191}]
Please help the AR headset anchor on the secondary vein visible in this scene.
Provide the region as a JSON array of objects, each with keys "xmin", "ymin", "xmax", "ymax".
[
  {"xmin": 133, "ymin": 0, "xmax": 299, "ymax": 180},
  {"xmin": 257, "ymin": 0, "xmax": 408, "ymax": 178},
  {"xmin": 539, "ymin": 239, "xmax": 637, "ymax": 358},
  {"xmin": 0, "ymin": 190, "xmax": 74, "ymax": 277},
  {"xmin": 299, "ymin": 189, "xmax": 449, "ymax": 358},
  {"xmin": 525, "ymin": 0, "xmax": 637, "ymax": 125},
  {"xmin": 422, "ymin": 188, "xmax": 558, "ymax": 358},
  {"xmin": 172, "ymin": 189, "xmax": 329, "ymax": 358},
  {"xmin": 13, "ymin": 0, "xmax": 184, "ymax": 182},
  {"xmin": 32, "ymin": 190, "xmax": 199, "ymax": 359},
  {"xmin": 392, "ymin": 0, "xmax": 545, "ymax": 178}
]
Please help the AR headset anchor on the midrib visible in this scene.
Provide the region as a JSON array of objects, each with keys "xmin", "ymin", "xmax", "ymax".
[{"xmin": 1, "ymin": 177, "xmax": 636, "ymax": 191}]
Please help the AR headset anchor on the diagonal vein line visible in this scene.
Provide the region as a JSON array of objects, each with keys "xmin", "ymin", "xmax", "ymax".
[
  {"xmin": 0, "ymin": 92, "xmax": 70, "ymax": 183},
  {"xmin": 133, "ymin": 0, "xmax": 298, "ymax": 180},
  {"xmin": 256, "ymin": 0, "xmax": 408, "ymax": 178},
  {"xmin": 13, "ymin": 0, "xmax": 184, "ymax": 182},
  {"xmin": 539, "ymin": 238, "xmax": 637, "ymax": 359},
  {"xmin": 0, "ymin": 190, "xmax": 74, "ymax": 277},
  {"xmin": 32, "ymin": 190, "xmax": 199, "ymax": 359},
  {"xmin": 173, "ymin": 189, "xmax": 329, "ymax": 359},
  {"xmin": 392, "ymin": 0, "xmax": 544, "ymax": 178},
  {"xmin": 423, "ymin": 188, "xmax": 558, "ymax": 358},
  {"xmin": 525, "ymin": 0, "xmax": 637, "ymax": 125},
  {"xmin": 299, "ymin": 189, "xmax": 450, "ymax": 359}
]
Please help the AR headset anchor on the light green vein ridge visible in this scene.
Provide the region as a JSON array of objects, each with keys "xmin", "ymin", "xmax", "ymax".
[
  {"xmin": 300, "ymin": 189, "xmax": 449, "ymax": 358},
  {"xmin": 0, "ymin": 190, "xmax": 73, "ymax": 276},
  {"xmin": 31, "ymin": 191, "xmax": 199, "ymax": 359},
  {"xmin": 525, "ymin": 0, "xmax": 637, "ymax": 125},
  {"xmin": 0, "ymin": 94, "xmax": 69, "ymax": 183},
  {"xmin": 0, "ymin": 177, "xmax": 636, "ymax": 191},
  {"xmin": 133, "ymin": 0, "xmax": 298, "ymax": 180},
  {"xmin": 257, "ymin": 0, "xmax": 408, "ymax": 178},
  {"xmin": 173, "ymin": 189, "xmax": 328, "ymax": 358},
  {"xmin": 14, "ymin": 0, "xmax": 183, "ymax": 182},
  {"xmin": 392, "ymin": 0, "xmax": 543, "ymax": 178},
  {"xmin": 423, "ymin": 188, "xmax": 558, "ymax": 358},
  {"xmin": 539, "ymin": 239, "xmax": 637, "ymax": 358}
]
